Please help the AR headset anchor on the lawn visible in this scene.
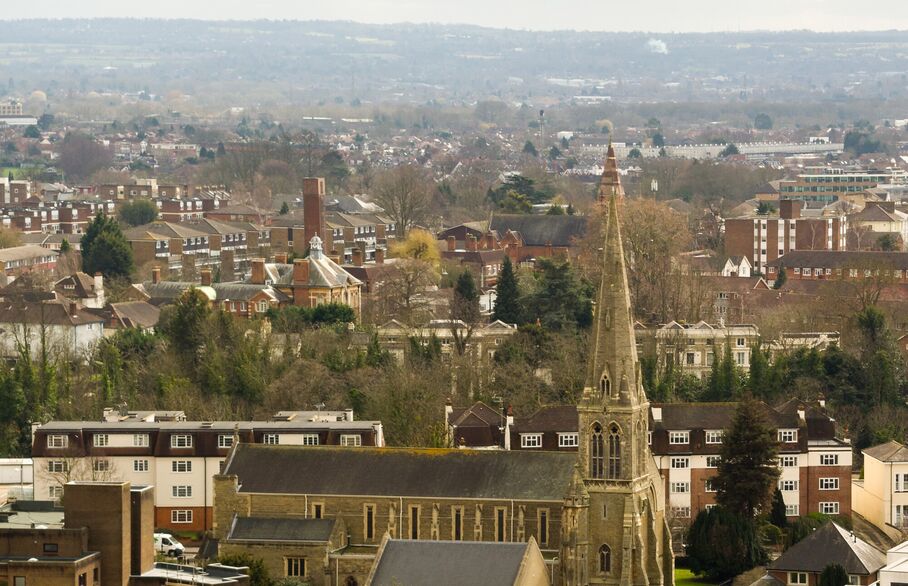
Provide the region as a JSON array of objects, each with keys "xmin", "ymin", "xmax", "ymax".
[{"xmin": 675, "ymin": 568, "xmax": 719, "ymax": 586}]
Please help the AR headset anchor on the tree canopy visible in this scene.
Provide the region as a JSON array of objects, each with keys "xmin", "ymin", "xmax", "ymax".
[
  {"xmin": 117, "ymin": 199, "xmax": 158, "ymax": 227},
  {"xmin": 493, "ymin": 256, "xmax": 521, "ymax": 324},
  {"xmin": 80, "ymin": 213, "xmax": 135, "ymax": 279}
]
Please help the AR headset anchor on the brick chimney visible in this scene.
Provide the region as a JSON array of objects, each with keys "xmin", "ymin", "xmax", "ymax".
[
  {"xmin": 274, "ymin": 252, "xmax": 288, "ymax": 264},
  {"xmin": 447, "ymin": 236, "xmax": 456, "ymax": 252},
  {"xmin": 303, "ymin": 177, "xmax": 326, "ymax": 247},
  {"xmin": 780, "ymin": 199, "xmax": 802, "ymax": 220},
  {"xmin": 251, "ymin": 258, "xmax": 266, "ymax": 285},
  {"xmin": 68, "ymin": 301, "xmax": 78, "ymax": 317},
  {"xmin": 484, "ymin": 233, "xmax": 496, "ymax": 250},
  {"xmin": 467, "ymin": 235, "xmax": 478, "ymax": 252},
  {"xmin": 200, "ymin": 269, "xmax": 212, "ymax": 286},
  {"xmin": 293, "ymin": 258, "xmax": 310, "ymax": 285},
  {"xmin": 353, "ymin": 248, "xmax": 364, "ymax": 267},
  {"xmin": 375, "ymin": 248, "xmax": 385, "ymax": 264},
  {"xmin": 151, "ymin": 267, "xmax": 161, "ymax": 284},
  {"xmin": 93, "ymin": 272, "xmax": 104, "ymax": 295}
]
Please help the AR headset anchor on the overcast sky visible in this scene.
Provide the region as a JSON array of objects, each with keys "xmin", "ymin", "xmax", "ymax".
[{"xmin": 6, "ymin": 0, "xmax": 908, "ymax": 31}]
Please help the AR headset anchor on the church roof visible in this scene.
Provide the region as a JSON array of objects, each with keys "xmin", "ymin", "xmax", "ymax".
[
  {"xmin": 223, "ymin": 443, "xmax": 576, "ymax": 501},
  {"xmin": 227, "ymin": 517, "xmax": 336, "ymax": 543},
  {"xmin": 489, "ymin": 214, "xmax": 587, "ymax": 248}
]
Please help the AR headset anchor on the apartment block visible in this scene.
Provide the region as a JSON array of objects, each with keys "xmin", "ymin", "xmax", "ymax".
[{"xmin": 635, "ymin": 321, "xmax": 760, "ymax": 378}]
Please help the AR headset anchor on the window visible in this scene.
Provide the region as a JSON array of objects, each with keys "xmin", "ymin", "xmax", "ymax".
[
  {"xmin": 172, "ymin": 485, "xmax": 192, "ymax": 498},
  {"xmin": 558, "ymin": 433, "xmax": 579, "ymax": 448},
  {"xmin": 669, "ymin": 431, "xmax": 689, "ymax": 445},
  {"xmin": 409, "ymin": 505, "xmax": 420, "ymax": 539},
  {"xmin": 452, "ymin": 506, "xmax": 464, "ymax": 541},
  {"xmin": 263, "ymin": 433, "xmax": 279, "ymax": 445},
  {"xmin": 672, "ymin": 507, "xmax": 691, "ymax": 518},
  {"xmin": 706, "ymin": 456, "xmax": 721, "ymax": 468},
  {"xmin": 686, "ymin": 352, "xmax": 695, "ymax": 365},
  {"xmin": 736, "ymin": 337, "xmax": 746, "ymax": 347},
  {"xmin": 340, "ymin": 434, "xmax": 362, "ymax": 447},
  {"xmin": 786, "ymin": 504, "xmax": 799, "ymax": 516},
  {"xmin": 134, "ymin": 434, "xmax": 149, "ymax": 447},
  {"xmin": 172, "ymin": 460, "xmax": 192, "ymax": 473},
  {"xmin": 218, "ymin": 435, "xmax": 234, "ymax": 449},
  {"xmin": 820, "ymin": 501, "xmax": 840, "ymax": 515},
  {"xmin": 599, "ymin": 545, "xmax": 611, "ymax": 573},
  {"xmin": 257, "ymin": 301, "xmax": 268, "ymax": 313},
  {"xmin": 794, "ymin": 268, "xmax": 801, "ymax": 275},
  {"xmin": 365, "ymin": 504, "xmax": 375, "ymax": 540},
  {"xmin": 171, "ymin": 510, "xmax": 193, "ymax": 524},
  {"xmin": 49, "ymin": 485, "xmax": 63, "ymax": 500},
  {"xmin": 93, "ymin": 459, "xmax": 110, "ymax": 473},
  {"xmin": 134, "ymin": 459, "xmax": 149, "ymax": 472},
  {"xmin": 14, "ymin": 577, "xmax": 25, "ymax": 586},
  {"xmin": 705, "ymin": 430, "xmax": 723, "ymax": 444},
  {"xmin": 170, "ymin": 434, "xmax": 192, "ymax": 448},
  {"xmin": 302, "ymin": 434, "xmax": 320, "ymax": 446},
  {"xmin": 705, "ymin": 479, "xmax": 717, "ymax": 492},
  {"xmin": 521, "ymin": 434, "xmax": 543, "ymax": 448},
  {"xmin": 93, "ymin": 434, "xmax": 109, "ymax": 447},
  {"xmin": 495, "ymin": 507, "xmax": 507, "ymax": 542},
  {"xmin": 820, "ymin": 454, "xmax": 839, "ymax": 466},
  {"xmin": 847, "ymin": 576, "xmax": 860, "ymax": 586},
  {"xmin": 285, "ymin": 558, "xmax": 306, "ymax": 578},
  {"xmin": 48, "ymin": 460, "xmax": 68, "ymax": 473},
  {"xmin": 47, "ymin": 435, "xmax": 69, "ymax": 448},
  {"xmin": 608, "ymin": 425, "xmax": 621, "ymax": 479},
  {"xmin": 819, "ymin": 477, "xmax": 840, "ymax": 490},
  {"xmin": 670, "ymin": 482, "xmax": 690, "ymax": 493},
  {"xmin": 43, "ymin": 542, "xmax": 59, "ymax": 553},
  {"xmin": 591, "ymin": 423, "xmax": 604, "ymax": 479},
  {"xmin": 780, "ymin": 456, "xmax": 798, "ymax": 467},
  {"xmin": 789, "ymin": 572, "xmax": 808, "ymax": 585},
  {"xmin": 736, "ymin": 351, "xmax": 746, "ymax": 365},
  {"xmin": 312, "ymin": 503, "xmax": 323, "ymax": 519},
  {"xmin": 896, "ymin": 474, "xmax": 908, "ymax": 493},
  {"xmin": 538, "ymin": 509, "xmax": 549, "ymax": 546},
  {"xmin": 778, "ymin": 430, "xmax": 798, "ymax": 443},
  {"xmin": 671, "ymin": 457, "xmax": 689, "ymax": 469},
  {"xmin": 780, "ymin": 480, "xmax": 799, "ymax": 491}
]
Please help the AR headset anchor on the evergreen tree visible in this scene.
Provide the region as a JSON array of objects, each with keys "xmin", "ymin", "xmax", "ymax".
[
  {"xmin": 80, "ymin": 213, "xmax": 135, "ymax": 279},
  {"xmin": 686, "ymin": 506, "xmax": 768, "ymax": 580},
  {"xmin": 770, "ymin": 487, "xmax": 788, "ymax": 528},
  {"xmin": 451, "ymin": 270, "xmax": 481, "ymax": 355},
  {"xmin": 493, "ymin": 256, "xmax": 521, "ymax": 325},
  {"xmin": 59, "ymin": 238, "xmax": 71, "ymax": 254},
  {"xmin": 279, "ymin": 201, "xmax": 290, "ymax": 215},
  {"xmin": 715, "ymin": 396, "xmax": 780, "ymax": 518},
  {"xmin": 522, "ymin": 140, "xmax": 538, "ymax": 157},
  {"xmin": 774, "ymin": 264, "xmax": 787, "ymax": 289},
  {"xmin": 819, "ymin": 564, "xmax": 849, "ymax": 586},
  {"xmin": 748, "ymin": 343, "xmax": 771, "ymax": 398},
  {"xmin": 159, "ymin": 288, "xmax": 211, "ymax": 363},
  {"xmin": 117, "ymin": 199, "xmax": 158, "ymax": 227}
]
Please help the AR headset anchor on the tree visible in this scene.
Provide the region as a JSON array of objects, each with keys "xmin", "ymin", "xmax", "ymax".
[
  {"xmin": 524, "ymin": 259, "xmax": 592, "ymax": 330},
  {"xmin": 522, "ymin": 140, "xmax": 538, "ymax": 157},
  {"xmin": 158, "ymin": 288, "xmax": 211, "ymax": 362},
  {"xmin": 216, "ymin": 553, "xmax": 270, "ymax": 586},
  {"xmin": 58, "ymin": 238, "xmax": 71, "ymax": 254},
  {"xmin": 548, "ymin": 145, "xmax": 561, "ymax": 160},
  {"xmin": 628, "ymin": 148, "xmax": 642, "ymax": 159},
  {"xmin": 0, "ymin": 227, "xmax": 21, "ymax": 249},
  {"xmin": 819, "ymin": 564, "xmax": 849, "ymax": 586},
  {"xmin": 23, "ymin": 125, "xmax": 40, "ymax": 139},
  {"xmin": 770, "ymin": 487, "xmax": 788, "ymax": 528},
  {"xmin": 80, "ymin": 214, "xmax": 135, "ymax": 279},
  {"xmin": 754, "ymin": 113, "xmax": 773, "ymax": 130},
  {"xmin": 58, "ymin": 132, "xmax": 112, "ymax": 181},
  {"xmin": 373, "ymin": 165, "xmax": 432, "ymax": 238},
  {"xmin": 117, "ymin": 199, "xmax": 158, "ymax": 227},
  {"xmin": 756, "ymin": 201, "xmax": 775, "ymax": 215},
  {"xmin": 844, "ymin": 131, "xmax": 884, "ymax": 156},
  {"xmin": 493, "ymin": 257, "xmax": 521, "ymax": 324},
  {"xmin": 719, "ymin": 143, "xmax": 740, "ymax": 157},
  {"xmin": 450, "ymin": 270, "xmax": 481, "ymax": 355},
  {"xmin": 279, "ymin": 201, "xmax": 290, "ymax": 215},
  {"xmin": 715, "ymin": 396, "xmax": 780, "ymax": 518},
  {"xmin": 391, "ymin": 229, "xmax": 441, "ymax": 266},
  {"xmin": 877, "ymin": 233, "xmax": 899, "ymax": 251},
  {"xmin": 652, "ymin": 132, "xmax": 665, "ymax": 147},
  {"xmin": 686, "ymin": 506, "xmax": 768, "ymax": 580},
  {"xmin": 774, "ymin": 264, "xmax": 787, "ymax": 289}
]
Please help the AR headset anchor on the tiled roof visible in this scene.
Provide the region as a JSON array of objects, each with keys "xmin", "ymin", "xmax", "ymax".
[
  {"xmin": 767, "ymin": 250, "xmax": 908, "ymax": 270},
  {"xmin": 490, "ymin": 214, "xmax": 587, "ymax": 247},
  {"xmin": 864, "ymin": 440, "xmax": 908, "ymax": 462},
  {"xmin": 227, "ymin": 517, "xmax": 336, "ymax": 543},
  {"xmin": 770, "ymin": 523, "xmax": 886, "ymax": 575}
]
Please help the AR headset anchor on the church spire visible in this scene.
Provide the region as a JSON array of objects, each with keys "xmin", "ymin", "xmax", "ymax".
[
  {"xmin": 585, "ymin": 148, "xmax": 644, "ymax": 407},
  {"xmin": 597, "ymin": 142, "xmax": 625, "ymax": 202}
]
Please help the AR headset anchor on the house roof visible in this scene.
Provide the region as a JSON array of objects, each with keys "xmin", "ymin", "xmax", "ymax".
[
  {"xmin": 769, "ymin": 523, "xmax": 886, "ymax": 575},
  {"xmin": 0, "ymin": 300, "xmax": 104, "ymax": 326},
  {"xmin": 489, "ymin": 214, "xmax": 587, "ymax": 247},
  {"xmin": 0, "ymin": 245, "xmax": 57, "ymax": 263},
  {"xmin": 54, "ymin": 272, "xmax": 99, "ymax": 299},
  {"xmin": 223, "ymin": 443, "xmax": 576, "ymax": 501},
  {"xmin": 515, "ymin": 405, "xmax": 579, "ymax": 433},
  {"xmin": 864, "ymin": 440, "xmax": 908, "ymax": 462},
  {"xmin": 450, "ymin": 401, "xmax": 504, "ymax": 428},
  {"xmin": 650, "ymin": 402, "xmax": 799, "ymax": 431},
  {"xmin": 227, "ymin": 517, "xmax": 336, "ymax": 543},
  {"xmin": 368, "ymin": 539, "xmax": 535, "ymax": 586},
  {"xmin": 108, "ymin": 301, "xmax": 161, "ymax": 329},
  {"xmin": 124, "ymin": 221, "xmax": 209, "ymax": 240},
  {"xmin": 767, "ymin": 250, "xmax": 908, "ymax": 270}
]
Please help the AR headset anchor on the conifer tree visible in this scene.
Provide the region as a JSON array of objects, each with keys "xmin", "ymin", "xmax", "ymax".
[
  {"xmin": 493, "ymin": 256, "xmax": 521, "ymax": 324},
  {"xmin": 80, "ymin": 213, "xmax": 135, "ymax": 279}
]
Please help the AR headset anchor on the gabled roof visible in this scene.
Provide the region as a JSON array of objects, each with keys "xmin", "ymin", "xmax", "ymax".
[
  {"xmin": 770, "ymin": 523, "xmax": 886, "ymax": 575},
  {"xmin": 864, "ymin": 440, "xmax": 908, "ymax": 462},
  {"xmin": 227, "ymin": 517, "xmax": 336, "ymax": 543},
  {"xmin": 368, "ymin": 539, "xmax": 538, "ymax": 586},
  {"xmin": 124, "ymin": 221, "xmax": 208, "ymax": 240},
  {"xmin": 0, "ymin": 300, "xmax": 104, "ymax": 327},
  {"xmin": 450, "ymin": 401, "xmax": 503, "ymax": 427},
  {"xmin": 109, "ymin": 301, "xmax": 160, "ymax": 329},
  {"xmin": 489, "ymin": 214, "xmax": 587, "ymax": 247},
  {"xmin": 515, "ymin": 405, "xmax": 578, "ymax": 434},
  {"xmin": 54, "ymin": 272, "xmax": 98, "ymax": 299},
  {"xmin": 767, "ymin": 250, "xmax": 908, "ymax": 270},
  {"xmin": 223, "ymin": 444, "xmax": 575, "ymax": 501}
]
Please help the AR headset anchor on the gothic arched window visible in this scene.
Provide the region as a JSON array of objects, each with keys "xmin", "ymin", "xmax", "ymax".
[
  {"xmin": 599, "ymin": 544, "xmax": 611, "ymax": 573},
  {"xmin": 591, "ymin": 423, "xmax": 604, "ymax": 479},
  {"xmin": 607, "ymin": 424, "xmax": 621, "ymax": 479},
  {"xmin": 599, "ymin": 374, "xmax": 611, "ymax": 398}
]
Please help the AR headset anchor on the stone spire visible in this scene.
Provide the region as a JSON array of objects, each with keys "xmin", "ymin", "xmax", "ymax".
[
  {"xmin": 597, "ymin": 142, "xmax": 625, "ymax": 203},
  {"xmin": 585, "ymin": 155, "xmax": 644, "ymax": 408}
]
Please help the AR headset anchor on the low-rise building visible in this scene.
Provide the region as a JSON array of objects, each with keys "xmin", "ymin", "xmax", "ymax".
[
  {"xmin": 0, "ymin": 299, "xmax": 105, "ymax": 358},
  {"xmin": 635, "ymin": 321, "xmax": 760, "ymax": 379},
  {"xmin": 765, "ymin": 250, "xmax": 908, "ymax": 283},
  {"xmin": 853, "ymin": 441, "xmax": 908, "ymax": 535},
  {"xmin": 367, "ymin": 319, "xmax": 517, "ymax": 364}
]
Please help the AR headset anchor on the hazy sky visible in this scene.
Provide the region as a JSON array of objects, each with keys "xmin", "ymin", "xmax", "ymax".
[{"xmin": 6, "ymin": 0, "xmax": 908, "ymax": 31}]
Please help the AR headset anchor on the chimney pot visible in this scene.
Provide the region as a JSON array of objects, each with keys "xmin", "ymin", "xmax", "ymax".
[
  {"xmin": 275, "ymin": 252, "xmax": 288, "ymax": 264},
  {"xmin": 293, "ymin": 258, "xmax": 310, "ymax": 285},
  {"xmin": 467, "ymin": 235, "xmax": 478, "ymax": 252},
  {"xmin": 447, "ymin": 235, "xmax": 456, "ymax": 252}
]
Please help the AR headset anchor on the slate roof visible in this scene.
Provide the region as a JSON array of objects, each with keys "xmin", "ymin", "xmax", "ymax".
[
  {"xmin": 369, "ymin": 539, "xmax": 533, "ymax": 586},
  {"xmin": 0, "ymin": 245, "xmax": 57, "ymax": 263},
  {"xmin": 515, "ymin": 405, "xmax": 579, "ymax": 433},
  {"xmin": 108, "ymin": 301, "xmax": 161, "ymax": 329},
  {"xmin": 0, "ymin": 300, "xmax": 104, "ymax": 326},
  {"xmin": 864, "ymin": 440, "xmax": 908, "ymax": 462},
  {"xmin": 227, "ymin": 517, "xmax": 335, "ymax": 542},
  {"xmin": 490, "ymin": 214, "xmax": 587, "ymax": 247},
  {"xmin": 766, "ymin": 250, "xmax": 908, "ymax": 270},
  {"xmin": 223, "ymin": 444, "xmax": 575, "ymax": 501},
  {"xmin": 650, "ymin": 402, "xmax": 799, "ymax": 431},
  {"xmin": 55, "ymin": 272, "xmax": 98, "ymax": 299},
  {"xmin": 770, "ymin": 523, "xmax": 886, "ymax": 575}
]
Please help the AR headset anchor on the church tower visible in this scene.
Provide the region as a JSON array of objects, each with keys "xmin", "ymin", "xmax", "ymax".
[{"xmin": 567, "ymin": 144, "xmax": 673, "ymax": 586}]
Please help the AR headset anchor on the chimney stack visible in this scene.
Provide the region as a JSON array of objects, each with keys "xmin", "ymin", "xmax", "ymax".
[
  {"xmin": 93, "ymin": 272, "xmax": 104, "ymax": 295},
  {"xmin": 293, "ymin": 258, "xmax": 310, "ymax": 285},
  {"xmin": 251, "ymin": 258, "xmax": 266, "ymax": 285},
  {"xmin": 69, "ymin": 301, "xmax": 78, "ymax": 317},
  {"xmin": 275, "ymin": 252, "xmax": 288, "ymax": 264},
  {"xmin": 200, "ymin": 269, "xmax": 212, "ymax": 286},
  {"xmin": 467, "ymin": 235, "xmax": 478, "ymax": 252},
  {"xmin": 302, "ymin": 177, "xmax": 326, "ymax": 247},
  {"xmin": 447, "ymin": 235, "xmax": 456, "ymax": 252},
  {"xmin": 484, "ymin": 233, "xmax": 496, "ymax": 250},
  {"xmin": 151, "ymin": 267, "xmax": 161, "ymax": 284},
  {"xmin": 353, "ymin": 248, "xmax": 364, "ymax": 267},
  {"xmin": 780, "ymin": 199, "xmax": 802, "ymax": 220},
  {"xmin": 375, "ymin": 248, "xmax": 385, "ymax": 264}
]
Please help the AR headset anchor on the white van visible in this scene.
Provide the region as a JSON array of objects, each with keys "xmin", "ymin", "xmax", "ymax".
[{"xmin": 153, "ymin": 533, "xmax": 185, "ymax": 557}]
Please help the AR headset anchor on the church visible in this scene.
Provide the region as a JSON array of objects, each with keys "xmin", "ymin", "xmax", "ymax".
[{"xmin": 211, "ymin": 146, "xmax": 674, "ymax": 586}]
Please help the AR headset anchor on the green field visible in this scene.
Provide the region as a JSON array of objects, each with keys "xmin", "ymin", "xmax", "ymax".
[{"xmin": 675, "ymin": 568, "xmax": 719, "ymax": 586}]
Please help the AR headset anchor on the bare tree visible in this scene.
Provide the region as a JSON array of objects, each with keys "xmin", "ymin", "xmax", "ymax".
[
  {"xmin": 375, "ymin": 259, "xmax": 439, "ymax": 325},
  {"xmin": 373, "ymin": 166, "xmax": 432, "ymax": 238}
]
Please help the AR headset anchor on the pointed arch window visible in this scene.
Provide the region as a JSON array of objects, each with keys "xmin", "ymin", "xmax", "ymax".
[
  {"xmin": 607, "ymin": 424, "xmax": 621, "ymax": 479},
  {"xmin": 599, "ymin": 544, "xmax": 611, "ymax": 573},
  {"xmin": 590, "ymin": 423, "xmax": 604, "ymax": 479},
  {"xmin": 599, "ymin": 374, "xmax": 611, "ymax": 398}
]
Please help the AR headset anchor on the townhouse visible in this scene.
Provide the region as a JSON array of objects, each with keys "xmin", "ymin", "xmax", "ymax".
[
  {"xmin": 32, "ymin": 408, "xmax": 385, "ymax": 533},
  {"xmin": 765, "ymin": 250, "xmax": 908, "ymax": 283}
]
